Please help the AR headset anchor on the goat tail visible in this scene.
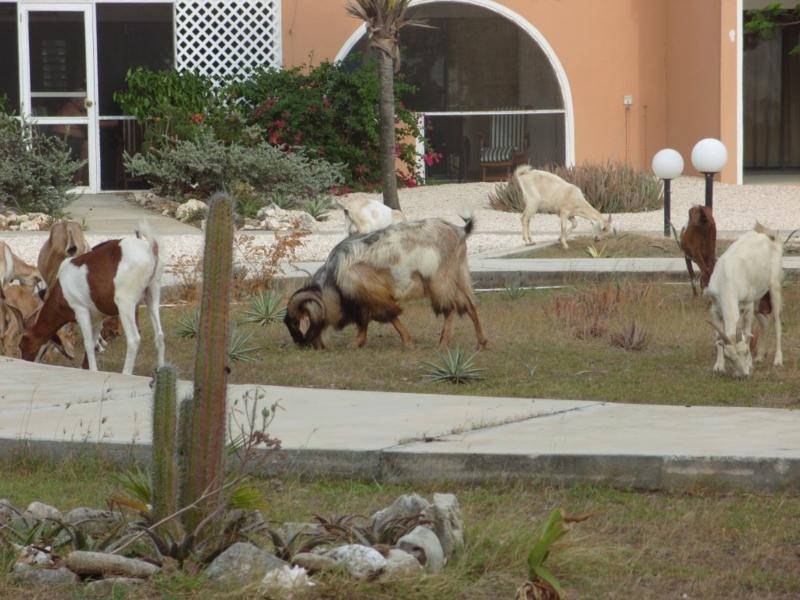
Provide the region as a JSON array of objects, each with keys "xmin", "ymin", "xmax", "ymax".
[
  {"xmin": 135, "ymin": 219, "xmax": 161, "ymax": 260},
  {"xmin": 460, "ymin": 212, "xmax": 475, "ymax": 237}
]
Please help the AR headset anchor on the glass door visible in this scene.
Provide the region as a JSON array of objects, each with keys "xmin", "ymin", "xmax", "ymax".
[{"xmin": 19, "ymin": 4, "xmax": 97, "ymax": 190}]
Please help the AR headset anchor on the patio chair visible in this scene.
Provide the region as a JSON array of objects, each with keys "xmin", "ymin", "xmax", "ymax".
[{"xmin": 479, "ymin": 110, "xmax": 528, "ymax": 182}]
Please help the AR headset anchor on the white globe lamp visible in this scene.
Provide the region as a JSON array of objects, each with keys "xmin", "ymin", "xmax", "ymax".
[
  {"xmin": 652, "ymin": 149, "xmax": 684, "ymax": 237},
  {"xmin": 691, "ymin": 138, "xmax": 728, "ymax": 209}
]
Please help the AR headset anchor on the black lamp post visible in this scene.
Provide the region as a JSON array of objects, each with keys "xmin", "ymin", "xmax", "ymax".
[{"xmin": 652, "ymin": 149, "xmax": 684, "ymax": 237}]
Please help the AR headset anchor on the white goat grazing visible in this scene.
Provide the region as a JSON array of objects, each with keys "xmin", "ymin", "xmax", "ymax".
[
  {"xmin": 0, "ymin": 241, "xmax": 42, "ymax": 288},
  {"xmin": 514, "ymin": 165, "xmax": 612, "ymax": 249},
  {"xmin": 19, "ymin": 221, "xmax": 165, "ymax": 375},
  {"xmin": 704, "ymin": 223, "xmax": 784, "ymax": 378},
  {"xmin": 336, "ymin": 197, "xmax": 405, "ymax": 234}
]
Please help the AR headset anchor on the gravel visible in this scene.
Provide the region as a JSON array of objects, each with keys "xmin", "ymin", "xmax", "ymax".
[{"xmin": 1, "ymin": 176, "xmax": 797, "ymax": 267}]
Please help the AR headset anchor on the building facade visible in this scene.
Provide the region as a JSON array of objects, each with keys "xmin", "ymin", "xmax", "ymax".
[{"xmin": 0, "ymin": 0, "xmax": 793, "ymax": 191}]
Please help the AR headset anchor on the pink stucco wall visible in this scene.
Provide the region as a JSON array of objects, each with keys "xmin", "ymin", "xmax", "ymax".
[{"xmin": 281, "ymin": 0, "xmax": 738, "ymax": 183}]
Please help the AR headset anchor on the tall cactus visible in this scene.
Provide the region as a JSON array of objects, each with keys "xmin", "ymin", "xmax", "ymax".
[
  {"xmin": 180, "ymin": 192, "xmax": 235, "ymax": 529},
  {"xmin": 151, "ymin": 365, "xmax": 179, "ymax": 535}
]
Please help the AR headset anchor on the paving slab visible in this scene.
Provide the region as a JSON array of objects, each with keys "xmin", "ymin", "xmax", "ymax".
[{"xmin": 1, "ymin": 358, "xmax": 798, "ymax": 491}]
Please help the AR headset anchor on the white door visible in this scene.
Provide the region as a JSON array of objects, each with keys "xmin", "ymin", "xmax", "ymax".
[{"xmin": 19, "ymin": 4, "xmax": 98, "ymax": 191}]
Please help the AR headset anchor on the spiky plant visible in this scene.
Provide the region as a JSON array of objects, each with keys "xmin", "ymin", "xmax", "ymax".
[
  {"xmin": 181, "ymin": 192, "xmax": 235, "ymax": 531},
  {"xmin": 151, "ymin": 366, "xmax": 179, "ymax": 529},
  {"xmin": 584, "ymin": 243, "xmax": 607, "ymax": 258},
  {"xmin": 175, "ymin": 308, "xmax": 200, "ymax": 338},
  {"xmin": 228, "ymin": 327, "xmax": 259, "ymax": 363},
  {"xmin": 610, "ymin": 320, "xmax": 648, "ymax": 351},
  {"xmin": 488, "ymin": 180, "xmax": 524, "ymax": 212},
  {"xmin": 241, "ymin": 290, "xmax": 286, "ymax": 327},
  {"xmin": 421, "ymin": 348, "xmax": 486, "ymax": 384},
  {"xmin": 303, "ymin": 196, "xmax": 333, "ymax": 221},
  {"xmin": 503, "ymin": 282, "xmax": 527, "ymax": 300}
]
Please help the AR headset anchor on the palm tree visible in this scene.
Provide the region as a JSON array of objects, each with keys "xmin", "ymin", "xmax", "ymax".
[{"xmin": 345, "ymin": 0, "xmax": 427, "ymax": 210}]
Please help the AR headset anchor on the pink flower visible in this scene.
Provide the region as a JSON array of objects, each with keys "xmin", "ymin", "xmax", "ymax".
[{"xmin": 191, "ymin": 113, "xmax": 204, "ymax": 124}]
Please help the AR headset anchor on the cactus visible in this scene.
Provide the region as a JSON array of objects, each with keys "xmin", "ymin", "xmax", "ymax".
[
  {"xmin": 151, "ymin": 365, "xmax": 179, "ymax": 536},
  {"xmin": 180, "ymin": 192, "xmax": 235, "ymax": 529}
]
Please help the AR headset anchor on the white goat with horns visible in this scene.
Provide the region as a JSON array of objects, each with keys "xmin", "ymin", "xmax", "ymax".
[{"xmin": 704, "ymin": 222, "xmax": 785, "ymax": 378}]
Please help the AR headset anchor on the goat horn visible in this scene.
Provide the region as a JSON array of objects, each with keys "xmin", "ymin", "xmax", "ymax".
[
  {"xmin": 706, "ymin": 320, "xmax": 733, "ymax": 345},
  {"xmin": 287, "ymin": 288, "xmax": 324, "ymax": 317}
]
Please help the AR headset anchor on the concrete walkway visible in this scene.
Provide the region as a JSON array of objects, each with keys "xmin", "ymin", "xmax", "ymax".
[{"xmin": 1, "ymin": 358, "xmax": 797, "ymax": 491}]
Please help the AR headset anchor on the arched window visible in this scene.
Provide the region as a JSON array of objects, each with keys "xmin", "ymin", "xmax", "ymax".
[{"xmin": 342, "ymin": 1, "xmax": 569, "ymax": 182}]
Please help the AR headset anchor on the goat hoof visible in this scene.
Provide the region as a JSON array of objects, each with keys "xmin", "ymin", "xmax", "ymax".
[
  {"xmin": 773, "ymin": 357, "xmax": 783, "ymax": 367},
  {"xmin": 476, "ymin": 340, "xmax": 488, "ymax": 351}
]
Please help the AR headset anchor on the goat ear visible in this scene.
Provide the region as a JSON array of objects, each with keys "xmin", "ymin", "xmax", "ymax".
[
  {"xmin": 48, "ymin": 331, "xmax": 75, "ymax": 361},
  {"xmin": 298, "ymin": 314, "xmax": 311, "ymax": 336}
]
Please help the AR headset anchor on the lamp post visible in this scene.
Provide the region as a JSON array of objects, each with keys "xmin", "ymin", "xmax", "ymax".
[
  {"xmin": 690, "ymin": 138, "xmax": 728, "ymax": 210},
  {"xmin": 652, "ymin": 149, "xmax": 684, "ymax": 237}
]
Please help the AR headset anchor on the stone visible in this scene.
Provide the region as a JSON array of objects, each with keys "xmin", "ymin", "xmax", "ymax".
[
  {"xmin": 66, "ymin": 551, "xmax": 160, "ymax": 578},
  {"xmin": 24, "ymin": 501, "xmax": 62, "ymax": 522},
  {"xmin": 205, "ymin": 542, "xmax": 287, "ymax": 585},
  {"xmin": 85, "ymin": 577, "xmax": 143, "ymax": 597},
  {"xmin": 0, "ymin": 498, "xmax": 18, "ymax": 524},
  {"xmin": 243, "ymin": 218, "xmax": 261, "ymax": 229},
  {"xmin": 397, "ymin": 526, "xmax": 445, "ymax": 573},
  {"xmin": 175, "ymin": 199, "xmax": 208, "ymax": 222},
  {"xmin": 380, "ymin": 548, "xmax": 423, "ymax": 580},
  {"xmin": 17, "ymin": 544, "xmax": 55, "ymax": 568},
  {"xmin": 291, "ymin": 552, "xmax": 338, "ymax": 574},
  {"xmin": 13, "ymin": 564, "xmax": 78, "ymax": 586},
  {"xmin": 259, "ymin": 565, "xmax": 315, "ymax": 597},
  {"xmin": 431, "ymin": 493, "xmax": 465, "ymax": 559},
  {"xmin": 63, "ymin": 507, "xmax": 123, "ymax": 538},
  {"xmin": 277, "ymin": 522, "xmax": 323, "ymax": 542},
  {"xmin": 369, "ymin": 493, "xmax": 432, "ymax": 532},
  {"xmin": 256, "ymin": 203, "xmax": 316, "ymax": 231},
  {"xmin": 223, "ymin": 509, "xmax": 267, "ymax": 534},
  {"xmin": 325, "ymin": 544, "xmax": 386, "ymax": 580}
]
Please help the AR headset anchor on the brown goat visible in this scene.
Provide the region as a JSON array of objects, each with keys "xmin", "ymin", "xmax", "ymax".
[
  {"xmin": 285, "ymin": 218, "xmax": 488, "ymax": 350},
  {"xmin": 0, "ymin": 285, "xmax": 76, "ymax": 360},
  {"xmin": 37, "ymin": 219, "xmax": 90, "ymax": 289},
  {"xmin": 678, "ymin": 205, "xmax": 716, "ymax": 296},
  {"xmin": 0, "ymin": 241, "xmax": 42, "ymax": 289}
]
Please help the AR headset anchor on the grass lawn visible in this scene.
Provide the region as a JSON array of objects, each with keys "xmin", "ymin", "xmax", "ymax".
[
  {"xmin": 47, "ymin": 280, "xmax": 800, "ymax": 409},
  {"xmin": 504, "ymin": 234, "xmax": 800, "ymax": 259},
  {"xmin": 1, "ymin": 456, "xmax": 798, "ymax": 599}
]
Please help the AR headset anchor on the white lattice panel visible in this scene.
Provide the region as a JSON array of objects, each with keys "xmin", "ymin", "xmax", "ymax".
[{"xmin": 176, "ymin": 0, "xmax": 281, "ymax": 79}]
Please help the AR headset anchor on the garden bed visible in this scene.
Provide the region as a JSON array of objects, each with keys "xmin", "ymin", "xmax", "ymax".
[
  {"xmin": 1, "ymin": 455, "xmax": 798, "ymax": 600},
  {"xmin": 46, "ymin": 281, "xmax": 800, "ymax": 409}
]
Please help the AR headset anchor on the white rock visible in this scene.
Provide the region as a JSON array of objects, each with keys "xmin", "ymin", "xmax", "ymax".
[
  {"xmin": 205, "ymin": 542, "xmax": 286, "ymax": 585},
  {"xmin": 291, "ymin": 552, "xmax": 337, "ymax": 573},
  {"xmin": 370, "ymin": 493, "xmax": 432, "ymax": 532},
  {"xmin": 381, "ymin": 549, "xmax": 423, "ymax": 580},
  {"xmin": 397, "ymin": 526, "xmax": 445, "ymax": 573},
  {"xmin": 431, "ymin": 493, "xmax": 465, "ymax": 559},
  {"xmin": 24, "ymin": 501, "xmax": 62, "ymax": 521},
  {"xmin": 175, "ymin": 199, "xmax": 208, "ymax": 222},
  {"xmin": 256, "ymin": 202, "xmax": 315, "ymax": 231},
  {"xmin": 326, "ymin": 544, "xmax": 387, "ymax": 579},
  {"xmin": 259, "ymin": 565, "xmax": 315, "ymax": 598},
  {"xmin": 0, "ymin": 499, "xmax": 18, "ymax": 524}
]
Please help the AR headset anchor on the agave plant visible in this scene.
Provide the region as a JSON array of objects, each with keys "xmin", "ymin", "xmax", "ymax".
[
  {"xmin": 240, "ymin": 290, "xmax": 286, "ymax": 327},
  {"xmin": 584, "ymin": 243, "xmax": 607, "ymax": 258},
  {"xmin": 610, "ymin": 320, "xmax": 648, "ymax": 351},
  {"xmin": 304, "ymin": 196, "xmax": 334, "ymax": 221},
  {"xmin": 175, "ymin": 308, "xmax": 200, "ymax": 338},
  {"xmin": 228, "ymin": 327, "xmax": 260, "ymax": 363},
  {"xmin": 421, "ymin": 348, "xmax": 486, "ymax": 384},
  {"xmin": 503, "ymin": 282, "xmax": 527, "ymax": 300},
  {"xmin": 515, "ymin": 508, "xmax": 591, "ymax": 600}
]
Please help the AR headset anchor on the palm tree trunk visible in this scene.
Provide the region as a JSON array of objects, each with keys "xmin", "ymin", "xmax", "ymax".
[{"xmin": 378, "ymin": 51, "xmax": 400, "ymax": 210}]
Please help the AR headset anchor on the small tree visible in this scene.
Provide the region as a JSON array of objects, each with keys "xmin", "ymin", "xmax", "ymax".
[
  {"xmin": 345, "ymin": 0, "xmax": 429, "ymax": 210},
  {"xmin": 745, "ymin": 2, "xmax": 800, "ymax": 54}
]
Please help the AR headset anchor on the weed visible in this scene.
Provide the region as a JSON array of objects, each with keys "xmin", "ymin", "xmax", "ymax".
[
  {"xmin": 610, "ymin": 320, "xmax": 648, "ymax": 351},
  {"xmin": 421, "ymin": 348, "xmax": 486, "ymax": 384},
  {"xmin": 584, "ymin": 243, "xmax": 607, "ymax": 258}
]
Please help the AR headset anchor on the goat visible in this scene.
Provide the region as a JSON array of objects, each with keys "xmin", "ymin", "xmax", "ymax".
[
  {"xmin": 284, "ymin": 217, "xmax": 488, "ymax": 350},
  {"xmin": 514, "ymin": 165, "xmax": 612, "ymax": 249},
  {"xmin": 19, "ymin": 221, "xmax": 165, "ymax": 375},
  {"xmin": 336, "ymin": 196, "xmax": 405, "ymax": 235},
  {"xmin": 0, "ymin": 285, "xmax": 76, "ymax": 360},
  {"xmin": 37, "ymin": 219, "xmax": 90, "ymax": 288},
  {"xmin": 704, "ymin": 222, "xmax": 783, "ymax": 377},
  {"xmin": 0, "ymin": 241, "xmax": 42, "ymax": 289},
  {"xmin": 677, "ymin": 205, "xmax": 716, "ymax": 296}
]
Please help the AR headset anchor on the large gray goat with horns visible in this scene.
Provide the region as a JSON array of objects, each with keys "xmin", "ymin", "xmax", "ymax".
[{"xmin": 284, "ymin": 217, "xmax": 488, "ymax": 350}]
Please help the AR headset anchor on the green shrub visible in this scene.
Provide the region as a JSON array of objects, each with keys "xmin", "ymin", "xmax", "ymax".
[
  {"xmin": 489, "ymin": 161, "xmax": 662, "ymax": 214},
  {"xmin": 0, "ymin": 113, "xmax": 84, "ymax": 216},
  {"xmin": 228, "ymin": 57, "xmax": 422, "ymax": 188},
  {"xmin": 124, "ymin": 127, "xmax": 344, "ymax": 202}
]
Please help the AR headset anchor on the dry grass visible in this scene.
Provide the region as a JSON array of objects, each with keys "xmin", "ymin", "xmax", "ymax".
[
  {"xmin": 1, "ymin": 456, "xmax": 798, "ymax": 600},
  {"xmin": 42, "ymin": 279, "xmax": 800, "ymax": 409}
]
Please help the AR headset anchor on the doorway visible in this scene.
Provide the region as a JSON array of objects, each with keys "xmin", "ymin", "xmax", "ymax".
[{"xmin": 18, "ymin": 4, "xmax": 97, "ymax": 190}]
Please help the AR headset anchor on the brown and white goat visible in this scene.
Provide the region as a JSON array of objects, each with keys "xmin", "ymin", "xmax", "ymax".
[
  {"xmin": 19, "ymin": 222, "xmax": 165, "ymax": 375},
  {"xmin": 678, "ymin": 205, "xmax": 716, "ymax": 296},
  {"xmin": 0, "ymin": 241, "xmax": 42, "ymax": 289},
  {"xmin": 37, "ymin": 219, "xmax": 90, "ymax": 288},
  {"xmin": 705, "ymin": 223, "xmax": 783, "ymax": 378},
  {"xmin": 284, "ymin": 217, "xmax": 488, "ymax": 350},
  {"xmin": 0, "ymin": 285, "xmax": 76, "ymax": 359},
  {"xmin": 514, "ymin": 165, "xmax": 613, "ymax": 249}
]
